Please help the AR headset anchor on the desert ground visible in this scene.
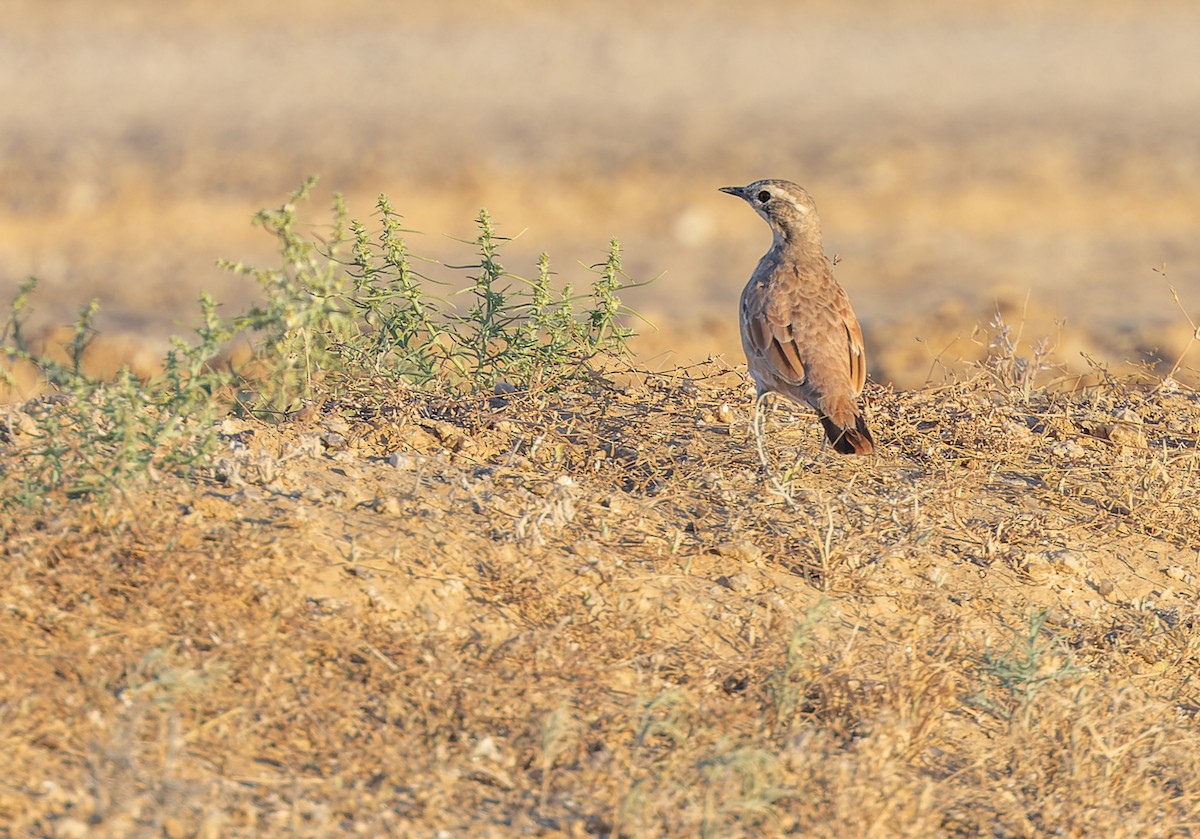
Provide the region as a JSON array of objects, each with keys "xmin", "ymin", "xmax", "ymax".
[{"xmin": 3, "ymin": 1, "xmax": 1200, "ymax": 836}]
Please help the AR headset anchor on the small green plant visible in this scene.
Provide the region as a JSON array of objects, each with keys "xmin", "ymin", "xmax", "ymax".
[
  {"xmin": 537, "ymin": 701, "xmax": 580, "ymax": 802},
  {"xmin": 442, "ymin": 210, "xmax": 635, "ymax": 388},
  {"xmin": 969, "ymin": 609, "xmax": 1086, "ymax": 727},
  {"xmin": 1, "ymin": 283, "xmax": 232, "ymax": 508},
  {"xmin": 769, "ymin": 599, "xmax": 830, "ymax": 738},
  {"xmin": 698, "ymin": 747, "xmax": 790, "ymax": 838},
  {"xmin": 616, "ymin": 689, "xmax": 695, "ymax": 834},
  {"xmin": 0, "ymin": 179, "xmax": 650, "ymax": 509},
  {"xmin": 1, "ymin": 277, "xmax": 98, "ymax": 392},
  {"xmin": 216, "ymin": 178, "xmax": 361, "ymax": 410},
  {"xmin": 632, "ymin": 688, "xmax": 693, "ymax": 750},
  {"xmin": 343, "ymin": 191, "xmax": 444, "ymax": 386},
  {"xmin": 220, "ymin": 178, "xmax": 649, "ymax": 410}
]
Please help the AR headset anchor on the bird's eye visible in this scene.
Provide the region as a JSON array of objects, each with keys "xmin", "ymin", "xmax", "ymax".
[{"xmin": 756, "ymin": 190, "xmax": 771, "ymax": 203}]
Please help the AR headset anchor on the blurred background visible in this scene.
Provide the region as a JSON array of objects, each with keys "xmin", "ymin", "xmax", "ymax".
[{"xmin": 3, "ymin": 0, "xmax": 1199, "ymax": 388}]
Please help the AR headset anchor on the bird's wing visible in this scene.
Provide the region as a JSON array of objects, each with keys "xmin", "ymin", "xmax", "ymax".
[
  {"xmin": 745, "ymin": 264, "xmax": 866, "ymax": 394},
  {"xmin": 845, "ymin": 315, "xmax": 867, "ymax": 396},
  {"xmin": 744, "ymin": 285, "xmax": 807, "ymax": 386}
]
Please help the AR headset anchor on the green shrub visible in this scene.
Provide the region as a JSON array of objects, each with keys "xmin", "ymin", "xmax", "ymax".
[
  {"xmin": 220, "ymin": 177, "xmax": 647, "ymax": 410},
  {"xmin": 1, "ymin": 284, "xmax": 231, "ymax": 507},
  {"xmin": 1, "ymin": 178, "xmax": 649, "ymax": 508}
]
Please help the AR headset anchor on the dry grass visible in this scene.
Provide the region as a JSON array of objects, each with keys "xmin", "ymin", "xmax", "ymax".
[
  {"xmin": 6, "ymin": 2, "xmax": 1200, "ymax": 833},
  {"xmin": 3, "ymin": 348, "xmax": 1200, "ymax": 837}
]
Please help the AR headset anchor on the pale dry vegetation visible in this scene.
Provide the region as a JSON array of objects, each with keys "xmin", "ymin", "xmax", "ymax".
[
  {"xmin": 7, "ymin": 0, "xmax": 1200, "ymax": 834},
  {"xmin": 3, "ymin": 217, "xmax": 1200, "ymax": 833}
]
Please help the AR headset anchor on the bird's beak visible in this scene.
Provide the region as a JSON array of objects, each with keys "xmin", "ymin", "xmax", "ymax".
[{"xmin": 719, "ymin": 186, "xmax": 745, "ymax": 198}]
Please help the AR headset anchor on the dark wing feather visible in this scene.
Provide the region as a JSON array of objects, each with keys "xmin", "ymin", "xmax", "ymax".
[
  {"xmin": 845, "ymin": 318, "xmax": 867, "ymax": 396},
  {"xmin": 745, "ymin": 294, "xmax": 807, "ymax": 386}
]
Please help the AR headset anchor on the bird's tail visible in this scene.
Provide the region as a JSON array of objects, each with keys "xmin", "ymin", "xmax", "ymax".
[{"xmin": 820, "ymin": 412, "xmax": 874, "ymax": 455}]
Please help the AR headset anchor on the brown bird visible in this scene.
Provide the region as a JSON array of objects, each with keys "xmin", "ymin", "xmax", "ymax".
[{"xmin": 720, "ymin": 179, "xmax": 874, "ymax": 460}]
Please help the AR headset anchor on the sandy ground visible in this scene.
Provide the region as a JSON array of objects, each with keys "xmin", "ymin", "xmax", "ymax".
[
  {"xmin": 4, "ymin": 359, "xmax": 1200, "ymax": 834},
  {"xmin": 4, "ymin": 5, "xmax": 1200, "ymax": 834},
  {"xmin": 3, "ymin": 0, "xmax": 1200, "ymax": 387}
]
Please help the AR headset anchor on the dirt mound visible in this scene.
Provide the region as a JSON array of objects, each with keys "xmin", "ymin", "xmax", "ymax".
[{"xmin": 4, "ymin": 360, "xmax": 1199, "ymax": 835}]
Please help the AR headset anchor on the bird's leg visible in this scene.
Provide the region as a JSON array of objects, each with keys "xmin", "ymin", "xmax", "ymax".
[{"xmin": 753, "ymin": 391, "xmax": 772, "ymax": 471}]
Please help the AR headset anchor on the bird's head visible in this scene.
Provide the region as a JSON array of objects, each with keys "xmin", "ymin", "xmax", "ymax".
[{"xmin": 719, "ymin": 179, "xmax": 822, "ymax": 246}]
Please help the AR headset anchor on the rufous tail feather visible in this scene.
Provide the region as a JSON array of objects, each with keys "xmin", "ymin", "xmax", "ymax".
[{"xmin": 819, "ymin": 413, "xmax": 874, "ymax": 455}]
